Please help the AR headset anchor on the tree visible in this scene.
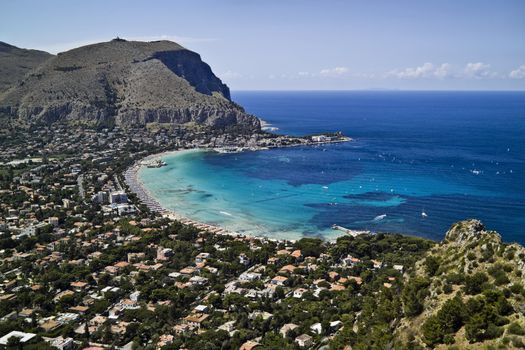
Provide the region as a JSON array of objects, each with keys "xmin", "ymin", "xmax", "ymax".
[
  {"xmin": 464, "ymin": 272, "xmax": 488, "ymax": 295},
  {"xmin": 424, "ymin": 256, "xmax": 440, "ymax": 276}
]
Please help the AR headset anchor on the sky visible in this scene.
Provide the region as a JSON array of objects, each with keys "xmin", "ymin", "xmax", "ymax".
[{"xmin": 2, "ymin": 0, "xmax": 525, "ymax": 90}]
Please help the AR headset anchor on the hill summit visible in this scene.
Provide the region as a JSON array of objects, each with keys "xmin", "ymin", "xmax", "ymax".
[
  {"xmin": 396, "ymin": 220, "xmax": 525, "ymax": 349},
  {"xmin": 0, "ymin": 41, "xmax": 52, "ymax": 93},
  {"xmin": 0, "ymin": 38, "xmax": 259, "ymax": 131}
]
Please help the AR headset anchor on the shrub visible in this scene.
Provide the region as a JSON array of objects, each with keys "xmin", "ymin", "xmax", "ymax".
[
  {"xmin": 424, "ymin": 256, "xmax": 440, "ymax": 276},
  {"xmin": 464, "ymin": 272, "xmax": 488, "ymax": 295},
  {"xmin": 508, "ymin": 322, "xmax": 525, "ymax": 335}
]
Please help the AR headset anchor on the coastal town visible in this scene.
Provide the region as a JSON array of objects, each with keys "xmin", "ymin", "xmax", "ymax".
[{"xmin": 0, "ymin": 125, "xmax": 432, "ymax": 349}]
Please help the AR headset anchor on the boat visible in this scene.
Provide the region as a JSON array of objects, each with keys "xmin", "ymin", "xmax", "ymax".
[
  {"xmin": 373, "ymin": 214, "xmax": 387, "ymax": 221},
  {"xmin": 421, "ymin": 211, "xmax": 428, "ymax": 218}
]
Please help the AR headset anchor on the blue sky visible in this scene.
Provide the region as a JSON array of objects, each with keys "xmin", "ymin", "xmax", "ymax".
[{"xmin": 2, "ymin": 0, "xmax": 525, "ymax": 90}]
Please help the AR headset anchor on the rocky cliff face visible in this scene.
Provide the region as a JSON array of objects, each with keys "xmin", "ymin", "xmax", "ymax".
[
  {"xmin": 0, "ymin": 39, "xmax": 260, "ymax": 131},
  {"xmin": 0, "ymin": 41, "xmax": 52, "ymax": 94}
]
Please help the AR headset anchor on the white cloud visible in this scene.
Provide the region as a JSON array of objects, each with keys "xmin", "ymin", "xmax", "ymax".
[
  {"xmin": 509, "ymin": 65, "xmax": 525, "ymax": 79},
  {"xmin": 220, "ymin": 70, "xmax": 243, "ymax": 80},
  {"xmin": 387, "ymin": 62, "xmax": 452, "ymax": 79},
  {"xmin": 463, "ymin": 62, "xmax": 495, "ymax": 79},
  {"xmin": 434, "ymin": 63, "xmax": 452, "ymax": 79},
  {"xmin": 319, "ymin": 66, "xmax": 349, "ymax": 77}
]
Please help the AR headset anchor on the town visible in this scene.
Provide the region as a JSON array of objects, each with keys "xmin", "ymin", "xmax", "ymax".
[{"xmin": 0, "ymin": 125, "xmax": 430, "ymax": 349}]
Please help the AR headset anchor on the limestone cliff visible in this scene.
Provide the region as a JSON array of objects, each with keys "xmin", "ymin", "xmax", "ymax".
[{"xmin": 0, "ymin": 39, "xmax": 260, "ymax": 131}]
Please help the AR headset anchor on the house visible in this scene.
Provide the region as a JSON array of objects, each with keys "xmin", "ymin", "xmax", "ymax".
[
  {"xmin": 0, "ymin": 331, "xmax": 36, "ymax": 345},
  {"xmin": 189, "ymin": 276, "xmax": 209, "ymax": 286},
  {"xmin": 310, "ymin": 322, "xmax": 322, "ymax": 334},
  {"xmin": 69, "ymin": 305, "xmax": 89, "ymax": 314},
  {"xmin": 279, "ymin": 264, "xmax": 297, "ymax": 274},
  {"xmin": 371, "ymin": 259, "xmax": 383, "ymax": 269},
  {"xmin": 70, "ymin": 281, "xmax": 89, "ymax": 291},
  {"xmin": 156, "ymin": 247, "xmax": 174, "ymax": 261},
  {"xmin": 280, "ymin": 323, "xmax": 299, "ymax": 337},
  {"xmin": 43, "ymin": 336, "xmax": 74, "ymax": 350},
  {"xmin": 342, "ymin": 255, "xmax": 361, "ymax": 267},
  {"xmin": 239, "ymin": 253, "xmax": 250, "ymax": 265},
  {"xmin": 53, "ymin": 290, "xmax": 75, "ymax": 302},
  {"xmin": 239, "ymin": 272, "xmax": 262, "ymax": 282},
  {"xmin": 293, "ymin": 288, "xmax": 308, "ymax": 299},
  {"xmin": 330, "ymin": 320, "xmax": 343, "ymax": 331},
  {"xmin": 328, "ymin": 271, "xmax": 340, "ymax": 281},
  {"xmin": 173, "ymin": 323, "xmax": 195, "ymax": 335},
  {"xmin": 157, "ymin": 334, "xmax": 174, "ymax": 349},
  {"xmin": 330, "ymin": 284, "xmax": 346, "ymax": 291},
  {"xmin": 271, "ymin": 275, "xmax": 288, "ymax": 286},
  {"xmin": 195, "ymin": 252, "xmax": 210, "ymax": 263},
  {"xmin": 179, "ymin": 266, "xmax": 197, "ymax": 275},
  {"xmin": 291, "ymin": 249, "xmax": 303, "ymax": 260},
  {"xmin": 240, "ymin": 340, "xmax": 261, "ymax": 350},
  {"xmin": 295, "ymin": 334, "xmax": 313, "ymax": 348},
  {"xmin": 184, "ymin": 313, "xmax": 209, "ymax": 328},
  {"xmin": 218, "ymin": 320, "xmax": 237, "ymax": 335},
  {"xmin": 276, "ymin": 249, "xmax": 291, "ymax": 256},
  {"xmin": 40, "ymin": 319, "xmax": 61, "ymax": 332},
  {"xmin": 194, "ymin": 304, "xmax": 209, "ymax": 313},
  {"xmin": 267, "ymin": 256, "xmax": 280, "ymax": 265}
]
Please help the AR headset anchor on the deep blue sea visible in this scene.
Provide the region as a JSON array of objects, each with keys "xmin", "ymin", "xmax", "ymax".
[{"xmin": 140, "ymin": 91, "xmax": 525, "ymax": 243}]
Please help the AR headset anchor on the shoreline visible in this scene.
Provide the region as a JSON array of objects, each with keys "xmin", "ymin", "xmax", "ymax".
[
  {"xmin": 124, "ymin": 148, "xmax": 292, "ymax": 243},
  {"xmin": 124, "ymin": 136, "xmax": 353, "ymax": 243}
]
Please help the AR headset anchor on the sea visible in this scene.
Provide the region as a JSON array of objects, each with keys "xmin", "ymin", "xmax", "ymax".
[{"xmin": 139, "ymin": 91, "xmax": 525, "ymax": 243}]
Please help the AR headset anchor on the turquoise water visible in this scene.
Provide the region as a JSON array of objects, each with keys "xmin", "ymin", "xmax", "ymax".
[{"xmin": 139, "ymin": 91, "xmax": 525, "ymax": 242}]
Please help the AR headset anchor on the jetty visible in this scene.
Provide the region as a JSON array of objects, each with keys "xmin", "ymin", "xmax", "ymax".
[{"xmin": 332, "ymin": 224, "xmax": 372, "ymax": 237}]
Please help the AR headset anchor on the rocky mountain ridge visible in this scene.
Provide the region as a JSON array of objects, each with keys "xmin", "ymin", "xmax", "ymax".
[{"xmin": 0, "ymin": 39, "xmax": 260, "ymax": 131}]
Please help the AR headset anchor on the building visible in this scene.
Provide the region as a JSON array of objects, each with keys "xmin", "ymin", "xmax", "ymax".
[
  {"xmin": 280, "ymin": 323, "xmax": 299, "ymax": 338},
  {"xmin": 184, "ymin": 313, "xmax": 209, "ymax": 328},
  {"xmin": 109, "ymin": 191, "xmax": 128, "ymax": 204},
  {"xmin": 271, "ymin": 275, "xmax": 288, "ymax": 286},
  {"xmin": 43, "ymin": 336, "xmax": 74, "ymax": 350},
  {"xmin": 295, "ymin": 334, "xmax": 313, "ymax": 348},
  {"xmin": 293, "ymin": 288, "xmax": 308, "ymax": 299},
  {"xmin": 156, "ymin": 247, "xmax": 174, "ymax": 261},
  {"xmin": 310, "ymin": 322, "xmax": 322, "ymax": 335},
  {"xmin": 240, "ymin": 340, "xmax": 261, "ymax": 350},
  {"xmin": 0, "ymin": 331, "xmax": 36, "ymax": 345}
]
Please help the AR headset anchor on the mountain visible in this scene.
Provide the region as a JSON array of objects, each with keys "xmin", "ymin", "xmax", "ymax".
[
  {"xmin": 0, "ymin": 39, "xmax": 260, "ymax": 131},
  {"xmin": 0, "ymin": 41, "xmax": 52, "ymax": 93},
  {"xmin": 396, "ymin": 220, "xmax": 525, "ymax": 349}
]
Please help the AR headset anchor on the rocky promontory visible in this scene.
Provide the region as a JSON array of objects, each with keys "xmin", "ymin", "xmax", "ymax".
[{"xmin": 0, "ymin": 39, "xmax": 260, "ymax": 132}]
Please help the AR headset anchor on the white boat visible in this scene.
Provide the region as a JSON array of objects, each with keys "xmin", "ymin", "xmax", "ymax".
[
  {"xmin": 373, "ymin": 214, "xmax": 387, "ymax": 221},
  {"xmin": 421, "ymin": 211, "xmax": 428, "ymax": 218}
]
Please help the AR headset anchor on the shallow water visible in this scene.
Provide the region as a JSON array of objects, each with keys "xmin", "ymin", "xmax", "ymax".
[{"xmin": 139, "ymin": 91, "xmax": 525, "ymax": 242}]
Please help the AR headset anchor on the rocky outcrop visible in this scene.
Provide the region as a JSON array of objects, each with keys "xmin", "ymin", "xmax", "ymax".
[
  {"xmin": 443, "ymin": 219, "xmax": 501, "ymax": 246},
  {"xmin": 0, "ymin": 39, "xmax": 260, "ymax": 131}
]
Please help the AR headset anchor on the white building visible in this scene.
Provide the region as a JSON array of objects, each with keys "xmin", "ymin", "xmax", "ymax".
[
  {"xmin": 0, "ymin": 331, "xmax": 36, "ymax": 345},
  {"xmin": 109, "ymin": 191, "xmax": 128, "ymax": 204}
]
